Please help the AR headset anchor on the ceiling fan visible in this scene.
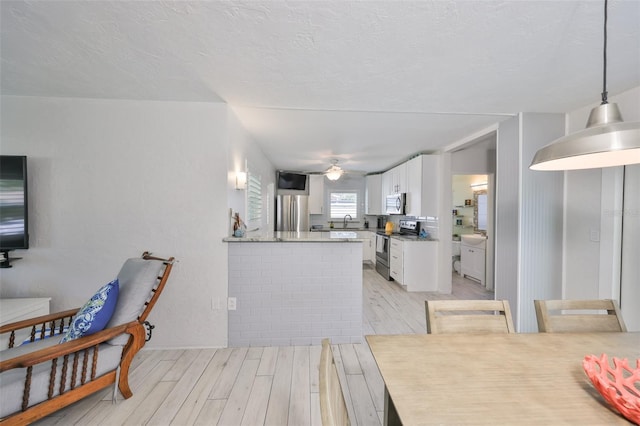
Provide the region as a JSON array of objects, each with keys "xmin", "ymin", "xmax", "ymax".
[{"xmin": 324, "ymin": 159, "xmax": 344, "ymax": 181}]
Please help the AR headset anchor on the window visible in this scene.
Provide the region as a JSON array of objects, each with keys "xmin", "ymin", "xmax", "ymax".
[
  {"xmin": 246, "ymin": 171, "xmax": 262, "ymax": 229},
  {"xmin": 330, "ymin": 192, "xmax": 358, "ymax": 219}
]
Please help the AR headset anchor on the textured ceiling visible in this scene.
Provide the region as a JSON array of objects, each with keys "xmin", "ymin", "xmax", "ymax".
[{"xmin": 2, "ymin": 1, "xmax": 639, "ymax": 173}]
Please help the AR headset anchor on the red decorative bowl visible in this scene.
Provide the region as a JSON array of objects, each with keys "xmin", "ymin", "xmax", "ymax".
[{"xmin": 583, "ymin": 354, "xmax": 640, "ymax": 424}]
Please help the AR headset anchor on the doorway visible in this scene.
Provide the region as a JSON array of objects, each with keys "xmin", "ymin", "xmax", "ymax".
[
  {"xmin": 446, "ymin": 131, "xmax": 497, "ymax": 294},
  {"xmin": 452, "ymin": 174, "xmax": 494, "ymax": 291}
]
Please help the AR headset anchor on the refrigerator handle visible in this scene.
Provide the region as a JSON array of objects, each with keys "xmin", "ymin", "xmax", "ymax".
[{"xmin": 292, "ymin": 198, "xmax": 297, "ymax": 231}]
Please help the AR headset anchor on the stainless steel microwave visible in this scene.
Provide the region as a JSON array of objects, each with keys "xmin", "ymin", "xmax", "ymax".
[{"xmin": 385, "ymin": 193, "xmax": 406, "ymax": 215}]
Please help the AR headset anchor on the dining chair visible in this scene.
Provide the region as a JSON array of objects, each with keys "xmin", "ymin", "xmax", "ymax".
[
  {"xmin": 319, "ymin": 338, "xmax": 350, "ymax": 426},
  {"xmin": 534, "ymin": 299, "xmax": 627, "ymax": 333},
  {"xmin": 425, "ymin": 300, "xmax": 515, "ymax": 334}
]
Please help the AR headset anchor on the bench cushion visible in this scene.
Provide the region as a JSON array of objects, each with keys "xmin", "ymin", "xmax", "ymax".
[{"xmin": 0, "ymin": 341, "xmax": 124, "ymax": 418}]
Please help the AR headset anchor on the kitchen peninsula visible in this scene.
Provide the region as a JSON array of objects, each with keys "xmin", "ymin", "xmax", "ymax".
[{"xmin": 224, "ymin": 232, "xmax": 364, "ymax": 346}]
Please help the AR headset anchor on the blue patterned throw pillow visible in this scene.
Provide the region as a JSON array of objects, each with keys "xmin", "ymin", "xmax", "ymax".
[{"xmin": 60, "ymin": 279, "xmax": 119, "ymax": 343}]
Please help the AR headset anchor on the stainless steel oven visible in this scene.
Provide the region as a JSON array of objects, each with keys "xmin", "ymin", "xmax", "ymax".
[{"xmin": 375, "ymin": 232, "xmax": 391, "ymax": 280}]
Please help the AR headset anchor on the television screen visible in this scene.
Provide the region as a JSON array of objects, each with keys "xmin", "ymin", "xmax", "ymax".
[
  {"xmin": 0, "ymin": 155, "xmax": 29, "ymax": 252},
  {"xmin": 277, "ymin": 172, "xmax": 307, "ymax": 191}
]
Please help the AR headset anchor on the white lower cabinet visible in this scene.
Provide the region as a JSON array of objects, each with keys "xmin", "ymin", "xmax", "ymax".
[
  {"xmin": 358, "ymin": 231, "xmax": 376, "ymax": 263},
  {"xmin": 390, "ymin": 237, "xmax": 438, "ymax": 291},
  {"xmin": 461, "ymin": 246, "xmax": 485, "ymax": 285},
  {"xmin": 390, "ymin": 239, "xmax": 404, "ymax": 283}
]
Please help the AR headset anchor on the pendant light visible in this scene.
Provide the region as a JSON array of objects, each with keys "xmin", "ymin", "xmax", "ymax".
[
  {"xmin": 325, "ymin": 159, "xmax": 344, "ymax": 181},
  {"xmin": 530, "ymin": 0, "xmax": 640, "ymax": 171}
]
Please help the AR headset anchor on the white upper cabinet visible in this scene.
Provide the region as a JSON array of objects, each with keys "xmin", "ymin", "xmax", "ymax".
[
  {"xmin": 308, "ymin": 174, "xmax": 325, "ymax": 214},
  {"xmin": 405, "ymin": 156, "xmax": 421, "ymax": 216},
  {"xmin": 365, "ymin": 174, "xmax": 382, "ymax": 215},
  {"xmin": 391, "ymin": 163, "xmax": 407, "ymax": 194},
  {"xmin": 378, "ymin": 154, "xmax": 440, "ymax": 216},
  {"xmin": 405, "ymin": 155, "xmax": 440, "ymax": 218},
  {"xmin": 382, "ymin": 162, "xmax": 407, "ymax": 197},
  {"xmin": 382, "ymin": 169, "xmax": 393, "ymax": 198}
]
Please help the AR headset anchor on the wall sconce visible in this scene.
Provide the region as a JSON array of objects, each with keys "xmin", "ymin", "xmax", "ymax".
[
  {"xmin": 470, "ymin": 182, "xmax": 487, "ymax": 191},
  {"xmin": 235, "ymin": 172, "xmax": 247, "ymax": 190}
]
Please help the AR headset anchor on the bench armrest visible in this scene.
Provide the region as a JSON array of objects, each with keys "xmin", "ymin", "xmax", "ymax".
[
  {"xmin": 0, "ymin": 321, "xmax": 139, "ymax": 372},
  {"xmin": 0, "ymin": 308, "xmax": 79, "ymax": 335}
]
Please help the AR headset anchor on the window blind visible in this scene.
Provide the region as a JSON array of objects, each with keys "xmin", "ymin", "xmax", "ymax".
[{"xmin": 247, "ymin": 172, "xmax": 262, "ymax": 224}]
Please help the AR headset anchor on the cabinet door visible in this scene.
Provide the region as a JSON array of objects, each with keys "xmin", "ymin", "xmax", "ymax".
[
  {"xmin": 382, "ymin": 170, "xmax": 393, "ymax": 198},
  {"xmin": 369, "ymin": 232, "xmax": 376, "ymax": 265},
  {"xmin": 471, "ymin": 247, "xmax": 486, "ymax": 285},
  {"xmin": 405, "ymin": 156, "xmax": 422, "ymax": 216},
  {"xmin": 308, "ymin": 174, "xmax": 325, "ymax": 214},
  {"xmin": 357, "ymin": 231, "xmax": 373, "ymax": 262},
  {"xmin": 395, "ymin": 163, "xmax": 407, "ymax": 193},
  {"xmin": 403, "ymin": 241, "xmax": 438, "ymax": 291},
  {"xmin": 420, "ymin": 155, "xmax": 440, "ymax": 218},
  {"xmin": 365, "ymin": 174, "xmax": 382, "ymax": 215},
  {"xmin": 461, "ymin": 246, "xmax": 485, "ymax": 285}
]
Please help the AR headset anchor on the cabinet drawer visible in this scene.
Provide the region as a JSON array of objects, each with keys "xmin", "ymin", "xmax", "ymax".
[
  {"xmin": 390, "ymin": 253, "xmax": 402, "ymax": 269},
  {"xmin": 390, "ymin": 238, "xmax": 404, "ymax": 283},
  {"xmin": 390, "ymin": 254, "xmax": 403, "ymax": 283},
  {"xmin": 390, "ymin": 266, "xmax": 403, "ymax": 283}
]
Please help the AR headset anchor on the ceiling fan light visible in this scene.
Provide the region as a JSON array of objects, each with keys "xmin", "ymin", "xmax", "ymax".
[{"xmin": 325, "ymin": 165, "xmax": 343, "ymax": 181}]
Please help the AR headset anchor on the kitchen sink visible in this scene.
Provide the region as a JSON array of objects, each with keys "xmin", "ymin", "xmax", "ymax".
[{"xmin": 461, "ymin": 234, "xmax": 486, "ymax": 248}]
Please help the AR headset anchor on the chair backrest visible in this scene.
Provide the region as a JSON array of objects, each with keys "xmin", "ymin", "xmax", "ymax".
[
  {"xmin": 425, "ymin": 300, "xmax": 515, "ymax": 334},
  {"xmin": 319, "ymin": 339, "xmax": 350, "ymax": 426},
  {"xmin": 534, "ymin": 299, "xmax": 627, "ymax": 333}
]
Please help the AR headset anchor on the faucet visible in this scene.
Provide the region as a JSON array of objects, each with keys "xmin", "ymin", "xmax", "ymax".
[{"xmin": 343, "ymin": 214, "xmax": 352, "ymax": 229}]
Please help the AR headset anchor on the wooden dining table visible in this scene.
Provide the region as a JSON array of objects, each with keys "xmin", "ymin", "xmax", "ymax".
[{"xmin": 366, "ymin": 332, "xmax": 640, "ymax": 425}]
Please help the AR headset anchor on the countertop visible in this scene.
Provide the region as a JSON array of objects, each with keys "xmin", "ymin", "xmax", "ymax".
[
  {"xmin": 389, "ymin": 234, "xmax": 438, "ymax": 242},
  {"xmin": 223, "ymin": 231, "xmax": 368, "ymax": 243},
  {"xmin": 311, "ymin": 228, "xmax": 437, "ymax": 241},
  {"xmin": 223, "ymin": 230, "xmax": 439, "ymax": 243},
  {"xmin": 310, "ymin": 227, "xmax": 374, "ymax": 232}
]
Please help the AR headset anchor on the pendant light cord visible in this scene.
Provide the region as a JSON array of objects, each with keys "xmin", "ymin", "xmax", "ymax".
[{"xmin": 601, "ymin": 0, "xmax": 609, "ymax": 105}]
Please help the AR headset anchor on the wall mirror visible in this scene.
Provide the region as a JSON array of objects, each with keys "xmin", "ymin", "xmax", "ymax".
[{"xmin": 474, "ymin": 190, "xmax": 487, "ymax": 232}]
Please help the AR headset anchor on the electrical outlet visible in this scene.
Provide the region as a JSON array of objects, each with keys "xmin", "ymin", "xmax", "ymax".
[
  {"xmin": 228, "ymin": 297, "xmax": 237, "ymax": 311},
  {"xmin": 590, "ymin": 229, "xmax": 600, "ymax": 242}
]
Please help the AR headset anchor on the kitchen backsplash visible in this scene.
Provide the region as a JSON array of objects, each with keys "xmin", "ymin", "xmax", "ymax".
[{"xmin": 309, "ymin": 213, "xmax": 439, "ymax": 239}]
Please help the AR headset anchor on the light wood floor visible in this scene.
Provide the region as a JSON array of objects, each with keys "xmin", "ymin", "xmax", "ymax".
[{"xmin": 36, "ymin": 267, "xmax": 493, "ymax": 426}]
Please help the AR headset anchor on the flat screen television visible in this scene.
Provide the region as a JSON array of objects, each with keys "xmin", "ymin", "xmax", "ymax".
[
  {"xmin": 277, "ymin": 171, "xmax": 308, "ymax": 191},
  {"xmin": 0, "ymin": 155, "xmax": 29, "ymax": 268}
]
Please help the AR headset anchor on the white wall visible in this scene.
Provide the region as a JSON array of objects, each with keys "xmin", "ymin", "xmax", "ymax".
[
  {"xmin": 620, "ymin": 165, "xmax": 640, "ymax": 330},
  {"xmin": 495, "ymin": 113, "xmax": 565, "ymax": 332},
  {"xmin": 0, "ymin": 96, "xmax": 231, "ymax": 348},
  {"xmin": 564, "ymin": 86, "xmax": 640, "ymax": 330},
  {"xmin": 518, "ymin": 113, "xmax": 566, "ymax": 332},
  {"xmin": 227, "ymin": 109, "xmax": 276, "ymax": 235},
  {"xmin": 451, "ymin": 147, "xmax": 496, "ymax": 175}
]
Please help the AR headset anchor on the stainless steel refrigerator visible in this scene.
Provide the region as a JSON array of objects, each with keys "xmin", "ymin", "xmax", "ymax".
[{"xmin": 276, "ymin": 194, "xmax": 309, "ymax": 232}]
